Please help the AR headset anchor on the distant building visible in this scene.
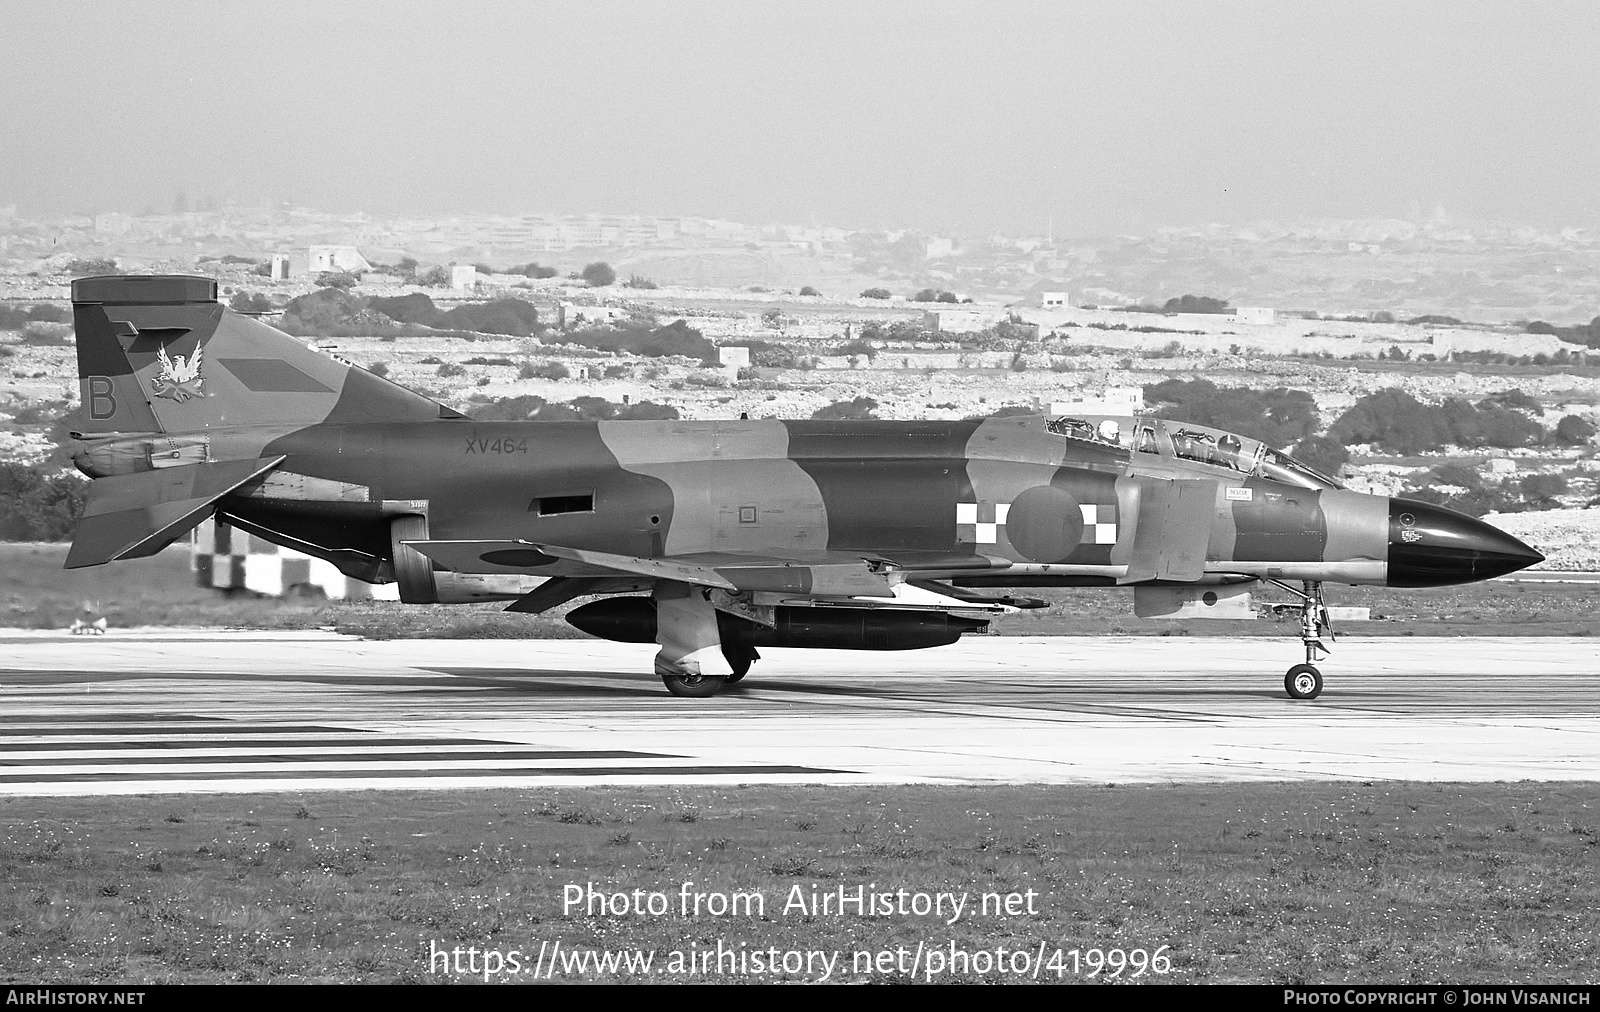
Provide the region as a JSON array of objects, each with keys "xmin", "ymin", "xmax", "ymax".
[
  {"xmin": 269, "ymin": 255, "xmax": 291, "ymax": 281},
  {"xmin": 308, "ymin": 245, "xmax": 371, "ymax": 275},
  {"xmin": 924, "ymin": 237, "xmax": 955, "ymax": 259},
  {"xmin": 450, "ymin": 264, "xmax": 479, "ymax": 291},
  {"xmin": 718, "ymin": 345, "xmax": 750, "ymax": 381},
  {"xmin": 923, "ymin": 309, "xmax": 1005, "ymax": 334},
  {"xmin": 1235, "ymin": 307, "xmax": 1275, "ymax": 325},
  {"xmin": 1050, "ymin": 386, "xmax": 1145, "ymax": 416},
  {"xmin": 1041, "ymin": 291, "xmax": 1069, "ymax": 308}
]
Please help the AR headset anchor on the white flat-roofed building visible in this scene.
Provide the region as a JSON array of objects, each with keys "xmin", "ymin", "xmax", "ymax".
[
  {"xmin": 1051, "ymin": 386, "xmax": 1145, "ymax": 415},
  {"xmin": 923, "ymin": 309, "xmax": 1005, "ymax": 334},
  {"xmin": 308, "ymin": 245, "xmax": 372, "ymax": 274}
]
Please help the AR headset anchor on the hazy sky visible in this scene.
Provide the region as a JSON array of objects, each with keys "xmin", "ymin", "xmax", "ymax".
[{"xmin": 5, "ymin": 1, "xmax": 1599, "ymax": 236}]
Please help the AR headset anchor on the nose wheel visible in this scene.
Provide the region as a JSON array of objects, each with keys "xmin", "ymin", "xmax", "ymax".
[
  {"xmin": 1285, "ymin": 663, "xmax": 1323, "ymax": 699},
  {"xmin": 1268, "ymin": 579, "xmax": 1333, "ymax": 700}
]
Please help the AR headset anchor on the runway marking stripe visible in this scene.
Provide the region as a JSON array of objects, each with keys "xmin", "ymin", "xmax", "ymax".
[
  {"xmin": 0, "ymin": 737, "xmax": 532, "ymax": 751},
  {"xmin": 0, "ymin": 765, "xmax": 841, "ymax": 784},
  {"xmin": 0, "ymin": 725, "xmax": 387, "ymax": 737},
  {"xmin": 0, "ymin": 714, "xmax": 229, "ymax": 724},
  {"xmin": 2, "ymin": 750, "xmax": 679, "ymax": 766}
]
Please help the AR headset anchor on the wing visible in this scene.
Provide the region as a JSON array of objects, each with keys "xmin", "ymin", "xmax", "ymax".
[{"xmin": 402, "ymin": 539, "xmax": 901, "ymax": 597}]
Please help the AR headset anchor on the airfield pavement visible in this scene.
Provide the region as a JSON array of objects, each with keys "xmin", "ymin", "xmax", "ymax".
[{"xmin": 0, "ymin": 630, "xmax": 1596, "ymax": 795}]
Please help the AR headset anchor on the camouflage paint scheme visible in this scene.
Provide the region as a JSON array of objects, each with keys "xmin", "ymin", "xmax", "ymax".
[{"xmin": 66, "ymin": 276, "xmax": 1542, "ymax": 696}]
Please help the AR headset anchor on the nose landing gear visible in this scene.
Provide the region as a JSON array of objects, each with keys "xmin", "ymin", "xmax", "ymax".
[{"xmin": 1267, "ymin": 579, "xmax": 1333, "ymax": 699}]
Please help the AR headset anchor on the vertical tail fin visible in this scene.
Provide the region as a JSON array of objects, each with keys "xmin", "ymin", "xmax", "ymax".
[{"xmin": 72, "ymin": 274, "xmax": 457, "ymax": 435}]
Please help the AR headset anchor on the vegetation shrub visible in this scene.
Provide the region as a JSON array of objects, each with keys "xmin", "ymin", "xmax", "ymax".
[
  {"xmin": 834, "ymin": 339, "xmax": 878, "ymax": 361},
  {"xmin": 518, "ymin": 362, "xmax": 569, "ymax": 380},
  {"xmin": 0, "ymin": 305, "xmax": 68, "ymax": 329},
  {"xmin": 549, "ymin": 320, "xmax": 717, "ymax": 364},
  {"xmin": 504, "ymin": 262, "xmax": 558, "ymax": 279},
  {"xmin": 1518, "ymin": 473, "xmax": 1569, "ymax": 506},
  {"xmin": 1554, "ymin": 415, "xmax": 1597, "ymax": 445},
  {"xmin": 1329, "ymin": 388, "xmax": 1546, "ymax": 454},
  {"xmin": 1405, "ymin": 465, "xmax": 1570, "ymax": 516},
  {"xmin": 436, "ymin": 362, "xmax": 465, "ymax": 378},
  {"xmin": 581, "ymin": 262, "xmax": 616, "ymax": 287},
  {"xmin": 1478, "ymin": 389, "xmax": 1542, "ymax": 415},
  {"xmin": 1161, "ymin": 294, "xmax": 1231, "ymax": 314},
  {"xmin": 725, "ymin": 340, "xmax": 800, "ymax": 369},
  {"xmin": 857, "ymin": 319, "xmax": 933, "ymax": 344},
  {"xmin": 1145, "ymin": 378, "xmax": 1319, "ymax": 449},
  {"xmin": 0, "ymin": 463, "xmax": 86, "ymax": 541},
  {"xmin": 442, "ymin": 300, "xmax": 539, "ymax": 336},
  {"xmin": 1290, "ymin": 435, "xmax": 1349, "ymax": 477},
  {"xmin": 1525, "ymin": 316, "xmax": 1600, "ymax": 349},
  {"xmin": 623, "ymin": 275, "xmax": 658, "ymax": 289},
  {"xmin": 860, "ymin": 288, "xmax": 891, "ymax": 300},
  {"xmin": 19, "ymin": 322, "xmax": 73, "ymax": 345},
  {"xmin": 812, "ymin": 397, "xmax": 879, "ymax": 420},
  {"xmin": 319, "ymin": 292, "xmax": 539, "ymax": 337},
  {"xmin": 799, "ymin": 286, "xmax": 821, "ymax": 297},
  {"xmin": 1405, "ymin": 315, "xmax": 1463, "ymax": 326},
  {"xmin": 367, "ymin": 293, "xmax": 440, "ymax": 326},
  {"xmin": 316, "ymin": 272, "xmax": 358, "ymax": 290},
  {"xmin": 229, "ymin": 292, "xmax": 274, "ymax": 314}
]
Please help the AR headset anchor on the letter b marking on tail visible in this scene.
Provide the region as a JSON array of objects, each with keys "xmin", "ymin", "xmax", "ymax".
[{"xmin": 88, "ymin": 376, "xmax": 117, "ymax": 420}]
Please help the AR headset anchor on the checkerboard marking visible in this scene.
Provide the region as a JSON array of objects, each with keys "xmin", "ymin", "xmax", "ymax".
[{"xmin": 956, "ymin": 501, "xmax": 1116, "ymax": 546}]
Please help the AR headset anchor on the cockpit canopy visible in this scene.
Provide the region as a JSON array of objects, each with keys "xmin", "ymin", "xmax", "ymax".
[{"xmin": 1044, "ymin": 413, "xmax": 1343, "ymax": 490}]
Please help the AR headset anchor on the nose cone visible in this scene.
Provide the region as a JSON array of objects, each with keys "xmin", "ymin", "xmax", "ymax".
[{"xmin": 1387, "ymin": 497, "xmax": 1544, "ymax": 587}]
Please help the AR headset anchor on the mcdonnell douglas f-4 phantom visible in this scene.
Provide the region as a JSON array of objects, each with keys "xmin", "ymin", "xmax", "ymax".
[{"xmin": 64, "ymin": 276, "xmax": 1543, "ymax": 699}]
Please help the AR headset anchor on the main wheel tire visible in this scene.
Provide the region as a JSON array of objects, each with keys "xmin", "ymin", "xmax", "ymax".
[
  {"xmin": 1285, "ymin": 663, "xmax": 1323, "ymax": 700},
  {"xmin": 721, "ymin": 646, "xmax": 759, "ymax": 685},
  {"xmin": 662, "ymin": 672, "xmax": 726, "ymax": 698}
]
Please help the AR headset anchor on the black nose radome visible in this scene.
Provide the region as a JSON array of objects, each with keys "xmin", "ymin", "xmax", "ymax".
[{"xmin": 1387, "ymin": 497, "xmax": 1544, "ymax": 587}]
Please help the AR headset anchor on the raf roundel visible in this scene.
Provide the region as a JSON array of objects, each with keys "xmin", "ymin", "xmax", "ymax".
[{"xmin": 1004, "ymin": 485, "xmax": 1086, "ymax": 563}]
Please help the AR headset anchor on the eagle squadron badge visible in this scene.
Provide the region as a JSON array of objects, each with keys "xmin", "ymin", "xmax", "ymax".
[{"xmin": 150, "ymin": 345, "xmax": 203, "ymax": 402}]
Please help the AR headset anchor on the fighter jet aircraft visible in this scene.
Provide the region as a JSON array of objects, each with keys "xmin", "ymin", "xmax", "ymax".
[{"xmin": 64, "ymin": 275, "xmax": 1543, "ymax": 699}]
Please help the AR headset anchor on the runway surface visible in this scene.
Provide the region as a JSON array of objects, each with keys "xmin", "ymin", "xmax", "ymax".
[{"xmin": 1, "ymin": 630, "xmax": 1596, "ymax": 794}]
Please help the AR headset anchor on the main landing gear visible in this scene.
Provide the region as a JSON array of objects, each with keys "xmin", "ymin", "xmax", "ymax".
[
  {"xmin": 721, "ymin": 644, "xmax": 759, "ymax": 685},
  {"xmin": 661, "ymin": 671, "xmax": 726, "ymax": 698},
  {"xmin": 1267, "ymin": 579, "xmax": 1333, "ymax": 700}
]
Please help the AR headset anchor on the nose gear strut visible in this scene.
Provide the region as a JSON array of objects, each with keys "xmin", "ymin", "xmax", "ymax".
[{"xmin": 1264, "ymin": 579, "xmax": 1333, "ymax": 699}]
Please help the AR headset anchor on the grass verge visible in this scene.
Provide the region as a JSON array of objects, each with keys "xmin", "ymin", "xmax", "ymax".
[{"xmin": 1, "ymin": 783, "xmax": 1596, "ymax": 983}]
